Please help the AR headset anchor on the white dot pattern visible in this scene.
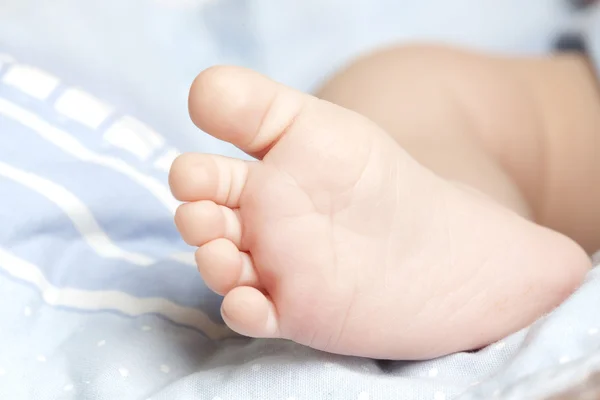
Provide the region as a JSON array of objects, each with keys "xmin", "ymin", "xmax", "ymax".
[
  {"xmin": 559, "ymin": 356, "xmax": 570, "ymax": 364},
  {"xmin": 434, "ymin": 392, "xmax": 446, "ymax": 400},
  {"xmin": 357, "ymin": 392, "xmax": 370, "ymax": 400}
]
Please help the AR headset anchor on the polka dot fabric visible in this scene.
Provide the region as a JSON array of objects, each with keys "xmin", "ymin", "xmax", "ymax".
[
  {"xmin": 0, "ymin": 267, "xmax": 599, "ymax": 399},
  {"xmin": 0, "ymin": 1, "xmax": 599, "ymax": 399}
]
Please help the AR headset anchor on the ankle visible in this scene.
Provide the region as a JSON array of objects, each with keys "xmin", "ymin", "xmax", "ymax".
[{"xmin": 514, "ymin": 54, "xmax": 600, "ymax": 252}]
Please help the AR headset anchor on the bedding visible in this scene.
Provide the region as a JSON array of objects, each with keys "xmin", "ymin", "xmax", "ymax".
[{"xmin": 0, "ymin": 1, "xmax": 599, "ymax": 399}]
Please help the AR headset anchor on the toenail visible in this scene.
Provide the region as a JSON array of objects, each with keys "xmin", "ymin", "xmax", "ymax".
[{"xmin": 220, "ymin": 304, "xmax": 231, "ymax": 320}]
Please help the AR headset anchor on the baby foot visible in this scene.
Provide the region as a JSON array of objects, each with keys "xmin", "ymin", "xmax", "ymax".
[{"xmin": 169, "ymin": 66, "xmax": 590, "ymax": 360}]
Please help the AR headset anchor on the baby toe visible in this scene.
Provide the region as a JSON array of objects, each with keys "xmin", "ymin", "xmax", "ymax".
[{"xmin": 221, "ymin": 286, "xmax": 280, "ymax": 338}]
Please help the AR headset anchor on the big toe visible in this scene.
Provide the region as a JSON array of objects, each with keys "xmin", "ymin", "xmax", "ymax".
[
  {"xmin": 189, "ymin": 66, "xmax": 306, "ymax": 159},
  {"xmin": 188, "ymin": 66, "xmax": 396, "ymax": 166}
]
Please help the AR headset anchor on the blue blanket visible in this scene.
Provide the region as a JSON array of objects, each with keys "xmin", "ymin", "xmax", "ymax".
[{"xmin": 0, "ymin": 1, "xmax": 599, "ymax": 399}]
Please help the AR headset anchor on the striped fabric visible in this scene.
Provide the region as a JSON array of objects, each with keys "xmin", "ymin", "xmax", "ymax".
[
  {"xmin": 0, "ymin": 1, "xmax": 599, "ymax": 400},
  {"xmin": 0, "ymin": 53, "xmax": 229, "ymax": 337}
]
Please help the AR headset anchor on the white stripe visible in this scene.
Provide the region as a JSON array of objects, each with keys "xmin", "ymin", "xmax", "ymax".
[
  {"xmin": 0, "ymin": 161, "xmax": 154, "ymax": 266},
  {"xmin": 0, "ymin": 97, "xmax": 179, "ymax": 213},
  {"xmin": 104, "ymin": 116, "xmax": 165, "ymax": 161},
  {"xmin": 2, "ymin": 65, "xmax": 59, "ymax": 100},
  {"xmin": 169, "ymin": 252, "xmax": 197, "ymax": 266},
  {"xmin": 54, "ymin": 88, "xmax": 113, "ymax": 129},
  {"xmin": 154, "ymin": 148, "xmax": 181, "ymax": 172},
  {"xmin": 0, "ymin": 247, "xmax": 233, "ymax": 340}
]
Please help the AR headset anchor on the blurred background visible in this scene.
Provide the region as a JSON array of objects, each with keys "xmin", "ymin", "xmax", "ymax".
[
  {"xmin": 0, "ymin": 0, "xmax": 574, "ymax": 155},
  {"xmin": 2, "ymin": 4, "xmax": 600, "ymax": 399}
]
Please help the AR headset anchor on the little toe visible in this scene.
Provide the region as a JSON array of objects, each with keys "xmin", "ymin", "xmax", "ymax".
[
  {"xmin": 169, "ymin": 152, "xmax": 249, "ymax": 208},
  {"xmin": 195, "ymin": 238, "xmax": 260, "ymax": 295},
  {"xmin": 221, "ymin": 286, "xmax": 280, "ymax": 338},
  {"xmin": 175, "ymin": 200, "xmax": 242, "ymax": 248}
]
